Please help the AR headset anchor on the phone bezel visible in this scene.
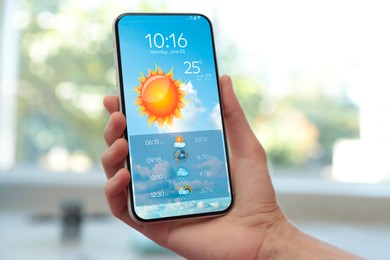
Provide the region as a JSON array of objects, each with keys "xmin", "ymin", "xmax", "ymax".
[{"xmin": 112, "ymin": 13, "xmax": 234, "ymax": 223}]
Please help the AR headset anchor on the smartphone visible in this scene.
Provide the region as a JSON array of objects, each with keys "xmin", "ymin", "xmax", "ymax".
[{"xmin": 112, "ymin": 13, "xmax": 233, "ymax": 222}]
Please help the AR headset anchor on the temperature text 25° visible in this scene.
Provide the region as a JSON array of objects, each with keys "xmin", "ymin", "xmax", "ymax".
[{"xmin": 184, "ymin": 60, "xmax": 202, "ymax": 74}]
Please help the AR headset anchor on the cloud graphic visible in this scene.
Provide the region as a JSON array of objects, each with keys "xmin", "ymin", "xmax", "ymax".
[
  {"xmin": 174, "ymin": 180, "xmax": 204, "ymax": 190},
  {"xmin": 210, "ymin": 202, "xmax": 220, "ymax": 208},
  {"xmin": 152, "ymin": 161, "xmax": 169, "ymax": 175},
  {"xmin": 178, "ymin": 186, "xmax": 190, "ymax": 195},
  {"xmin": 174, "ymin": 141, "xmax": 186, "ymax": 148},
  {"xmin": 180, "ymin": 81, "xmax": 205, "ymax": 118},
  {"xmin": 133, "ymin": 164, "xmax": 151, "ymax": 178},
  {"xmin": 133, "ymin": 161, "xmax": 169, "ymax": 179},
  {"xmin": 134, "ymin": 182, "xmax": 148, "ymax": 192},
  {"xmin": 157, "ymin": 81, "xmax": 205, "ymax": 133},
  {"xmin": 196, "ymin": 156, "xmax": 225, "ymax": 177},
  {"xmin": 177, "ymin": 168, "xmax": 189, "ymax": 177},
  {"xmin": 210, "ymin": 104, "xmax": 222, "ymax": 129},
  {"xmin": 197, "ymin": 201, "xmax": 205, "ymax": 208},
  {"xmin": 137, "ymin": 197, "xmax": 232, "ymax": 219}
]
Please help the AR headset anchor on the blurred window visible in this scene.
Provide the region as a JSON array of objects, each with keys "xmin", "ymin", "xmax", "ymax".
[{"xmin": 0, "ymin": 0, "xmax": 389, "ymax": 184}]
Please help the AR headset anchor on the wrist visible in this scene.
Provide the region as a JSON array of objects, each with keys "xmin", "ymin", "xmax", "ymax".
[
  {"xmin": 258, "ymin": 219, "xmax": 361, "ymax": 259},
  {"xmin": 257, "ymin": 217, "xmax": 297, "ymax": 259}
]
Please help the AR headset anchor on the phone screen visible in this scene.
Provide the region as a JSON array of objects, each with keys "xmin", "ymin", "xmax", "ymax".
[{"xmin": 113, "ymin": 13, "xmax": 233, "ymax": 222}]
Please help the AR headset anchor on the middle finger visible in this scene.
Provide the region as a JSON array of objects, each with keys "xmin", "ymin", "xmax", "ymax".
[
  {"xmin": 101, "ymin": 138, "xmax": 128, "ymax": 179},
  {"xmin": 104, "ymin": 111, "xmax": 126, "ymax": 146}
]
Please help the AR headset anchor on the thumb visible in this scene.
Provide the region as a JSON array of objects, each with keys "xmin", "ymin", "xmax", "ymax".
[{"xmin": 219, "ymin": 75, "xmax": 267, "ymax": 162}]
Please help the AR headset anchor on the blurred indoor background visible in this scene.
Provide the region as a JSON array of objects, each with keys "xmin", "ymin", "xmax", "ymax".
[{"xmin": 1, "ymin": 0, "xmax": 389, "ymax": 259}]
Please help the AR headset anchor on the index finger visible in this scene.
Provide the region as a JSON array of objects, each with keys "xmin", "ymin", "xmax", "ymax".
[{"xmin": 103, "ymin": 95, "xmax": 120, "ymax": 114}]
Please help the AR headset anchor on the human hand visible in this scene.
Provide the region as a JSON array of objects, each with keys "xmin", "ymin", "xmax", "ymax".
[{"xmin": 101, "ymin": 75, "xmax": 358, "ymax": 259}]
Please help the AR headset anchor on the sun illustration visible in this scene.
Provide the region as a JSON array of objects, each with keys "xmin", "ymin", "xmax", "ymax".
[{"xmin": 135, "ymin": 66, "xmax": 186, "ymax": 127}]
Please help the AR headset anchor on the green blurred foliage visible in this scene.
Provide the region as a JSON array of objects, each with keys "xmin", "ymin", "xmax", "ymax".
[
  {"xmin": 247, "ymin": 90, "xmax": 359, "ymax": 169},
  {"xmin": 231, "ymin": 76, "xmax": 264, "ymax": 124},
  {"xmin": 230, "ymin": 61, "xmax": 359, "ymax": 170},
  {"xmin": 13, "ymin": 0, "xmax": 359, "ymax": 174},
  {"xmin": 288, "ymin": 95, "xmax": 359, "ymax": 164},
  {"xmin": 16, "ymin": 1, "xmax": 126, "ymax": 166}
]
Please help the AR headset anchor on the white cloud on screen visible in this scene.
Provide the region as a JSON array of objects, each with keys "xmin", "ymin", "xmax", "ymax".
[
  {"xmin": 133, "ymin": 161, "xmax": 170, "ymax": 193},
  {"xmin": 210, "ymin": 201, "xmax": 220, "ymax": 208},
  {"xmin": 134, "ymin": 182, "xmax": 148, "ymax": 192},
  {"xmin": 196, "ymin": 156, "xmax": 225, "ymax": 177},
  {"xmin": 152, "ymin": 160, "xmax": 169, "ymax": 175},
  {"xmin": 197, "ymin": 201, "xmax": 205, "ymax": 208},
  {"xmin": 157, "ymin": 81, "xmax": 205, "ymax": 133},
  {"xmin": 137, "ymin": 197, "xmax": 232, "ymax": 219},
  {"xmin": 133, "ymin": 161, "xmax": 169, "ymax": 178},
  {"xmin": 133, "ymin": 164, "xmax": 151, "ymax": 178},
  {"xmin": 209, "ymin": 104, "xmax": 222, "ymax": 129},
  {"xmin": 173, "ymin": 179, "xmax": 212, "ymax": 190}
]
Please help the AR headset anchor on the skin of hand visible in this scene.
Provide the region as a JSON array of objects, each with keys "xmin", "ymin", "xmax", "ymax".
[{"xmin": 101, "ymin": 75, "xmax": 360, "ymax": 260}]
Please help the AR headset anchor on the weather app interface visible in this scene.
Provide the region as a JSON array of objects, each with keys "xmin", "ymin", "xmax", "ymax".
[{"xmin": 116, "ymin": 14, "xmax": 232, "ymax": 220}]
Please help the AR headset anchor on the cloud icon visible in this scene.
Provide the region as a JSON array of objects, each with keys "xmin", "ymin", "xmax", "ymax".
[
  {"xmin": 174, "ymin": 141, "xmax": 186, "ymax": 148},
  {"xmin": 177, "ymin": 168, "xmax": 189, "ymax": 177},
  {"xmin": 178, "ymin": 186, "xmax": 192, "ymax": 195},
  {"xmin": 174, "ymin": 136, "xmax": 186, "ymax": 148}
]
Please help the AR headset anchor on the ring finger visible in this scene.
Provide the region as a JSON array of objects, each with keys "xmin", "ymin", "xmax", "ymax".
[{"xmin": 101, "ymin": 138, "xmax": 128, "ymax": 179}]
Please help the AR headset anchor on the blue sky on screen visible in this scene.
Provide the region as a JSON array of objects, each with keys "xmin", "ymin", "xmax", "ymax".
[{"xmin": 117, "ymin": 14, "xmax": 222, "ymax": 135}]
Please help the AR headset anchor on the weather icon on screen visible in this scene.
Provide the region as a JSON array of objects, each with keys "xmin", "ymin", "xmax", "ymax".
[
  {"xmin": 175, "ymin": 149, "xmax": 188, "ymax": 163},
  {"xmin": 134, "ymin": 66, "xmax": 185, "ymax": 127},
  {"xmin": 178, "ymin": 185, "xmax": 192, "ymax": 196},
  {"xmin": 177, "ymin": 168, "xmax": 189, "ymax": 177},
  {"xmin": 174, "ymin": 136, "xmax": 186, "ymax": 148}
]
